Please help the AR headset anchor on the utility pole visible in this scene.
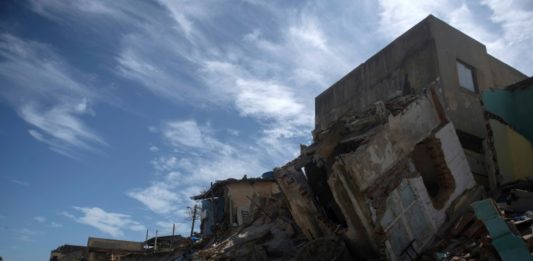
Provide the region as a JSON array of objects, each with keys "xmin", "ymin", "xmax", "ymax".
[
  {"xmin": 145, "ymin": 229, "xmax": 149, "ymax": 248},
  {"xmin": 190, "ymin": 204, "xmax": 198, "ymax": 237},
  {"xmin": 172, "ymin": 223, "xmax": 175, "ymax": 247},
  {"xmin": 154, "ymin": 229, "xmax": 158, "ymax": 252}
]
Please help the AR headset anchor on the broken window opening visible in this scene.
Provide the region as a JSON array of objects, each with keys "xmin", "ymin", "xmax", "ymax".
[
  {"xmin": 304, "ymin": 162, "xmax": 347, "ymax": 227},
  {"xmin": 456, "ymin": 130, "xmax": 483, "ymax": 153},
  {"xmin": 412, "ymin": 137, "xmax": 456, "ymax": 209},
  {"xmin": 335, "ymin": 139, "xmax": 365, "ymax": 155}
]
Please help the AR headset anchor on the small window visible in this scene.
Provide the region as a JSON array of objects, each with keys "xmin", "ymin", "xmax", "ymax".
[{"xmin": 456, "ymin": 61, "xmax": 477, "ymax": 92}]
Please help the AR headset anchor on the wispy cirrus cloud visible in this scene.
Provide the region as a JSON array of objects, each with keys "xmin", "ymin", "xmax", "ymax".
[
  {"xmin": 0, "ymin": 34, "xmax": 106, "ymax": 157},
  {"xmin": 67, "ymin": 207, "xmax": 145, "ymax": 238}
]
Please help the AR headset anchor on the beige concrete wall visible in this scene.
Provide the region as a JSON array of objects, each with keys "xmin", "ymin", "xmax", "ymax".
[
  {"xmin": 488, "ymin": 55, "xmax": 528, "ymax": 89},
  {"xmin": 314, "ymin": 17, "xmax": 440, "ymax": 132},
  {"xmin": 429, "ymin": 17, "xmax": 490, "ymax": 138},
  {"xmin": 429, "ymin": 17, "xmax": 527, "ymax": 139}
]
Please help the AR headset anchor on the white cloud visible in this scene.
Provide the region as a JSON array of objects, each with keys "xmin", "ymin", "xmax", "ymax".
[
  {"xmin": 154, "ymin": 220, "xmax": 192, "ymax": 237},
  {"xmin": 127, "ymin": 182, "xmax": 182, "ymax": 215},
  {"xmin": 20, "ymin": 102, "xmax": 106, "ymax": 156},
  {"xmin": 151, "ymin": 156, "xmax": 178, "ymax": 172},
  {"xmin": 17, "ymin": 228, "xmax": 38, "ymax": 242},
  {"xmin": 0, "ymin": 34, "xmax": 106, "ymax": 157},
  {"xmin": 10, "ymin": 179, "xmax": 30, "ymax": 187},
  {"xmin": 50, "ymin": 222, "xmax": 63, "ymax": 228},
  {"xmin": 70, "ymin": 207, "xmax": 145, "ymax": 237},
  {"xmin": 162, "ymin": 120, "xmax": 205, "ymax": 149},
  {"xmin": 481, "ymin": 0, "xmax": 533, "ymax": 74},
  {"xmin": 33, "ymin": 216, "xmax": 46, "ymax": 223},
  {"xmin": 161, "ymin": 120, "xmax": 234, "ymax": 155}
]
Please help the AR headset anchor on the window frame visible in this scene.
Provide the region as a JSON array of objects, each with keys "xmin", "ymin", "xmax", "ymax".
[{"xmin": 456, "ymin": 60, "xmax": 478, "ymax": 93}]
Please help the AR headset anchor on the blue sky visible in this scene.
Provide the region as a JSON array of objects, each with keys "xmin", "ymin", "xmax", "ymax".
[{"xmin": 0, "ymin": 0, "xmax": 531, "ymax": 260}]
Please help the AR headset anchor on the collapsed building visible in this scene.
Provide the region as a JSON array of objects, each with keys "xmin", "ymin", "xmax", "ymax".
[
  {"xmin": 191, "ymin": 176, "xmax": 303, "ymax": 260},
  {"xmin": 192, "ymin": 175, "xmax": 280, "ymax": 236},
  {"xmin": 276, "ymin": 87, "xmax": 477, "ymax": 259},
  {"xmin": 273, "ymin": 14, "xmax": 532, "ymax": 260}
]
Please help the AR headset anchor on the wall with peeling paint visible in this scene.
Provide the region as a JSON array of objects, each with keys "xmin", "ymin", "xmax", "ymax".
[
  {"xmin": 489, "ymin": 119, "xmax": 533, "ymax": 184},
  {"xmin": 326, "ymin": 100, "xmax": 474, "ymax": 259},
  {"xmin": 411, "ymin": 123, "xmax": 476, "ymax": 227}
]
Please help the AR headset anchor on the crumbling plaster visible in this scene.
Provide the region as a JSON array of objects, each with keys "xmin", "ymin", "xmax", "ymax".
[
  {"xmin": 324, "ymin": 96, "xmax": 475, "ymax": 259},
  {"xmin": 334, "ymin": 95, "xmax": 441, "ymax": 192}
]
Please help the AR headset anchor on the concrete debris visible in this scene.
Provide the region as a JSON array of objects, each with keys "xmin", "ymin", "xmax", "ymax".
[
  {"xmin": 426, "ymin": 197, "xmax": 533, "ymax": 261},
  {"xmin": 192, "ymin": 187, "xmax": 302, "ymax": 261}
]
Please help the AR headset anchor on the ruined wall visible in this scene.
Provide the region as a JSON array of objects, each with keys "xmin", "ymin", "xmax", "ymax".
[
  {"xmin": 410, "ymin": 123, "xmax": 476, "ymax": 227},
  {"xmin": 325, "ymin": 96, "xmax": 475, "ymax": 259},
  {"xmin": 274, "ymin": 166, "xmax": 335, "ymax": 240},
  {"xmin": 332, "ymin": 96, "xmax": 441, "ymax": 191},
  {"xmin": 314, "ymin": 17, "xmax": 440, "ymax": 132},
  {"xmin": 225, "ymin": 182, "xmax": 278, "ymax": 225}
]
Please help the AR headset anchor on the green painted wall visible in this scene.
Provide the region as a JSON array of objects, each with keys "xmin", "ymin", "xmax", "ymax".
[{"xmin": 482, "ymin": 86, "xmax": 533, "ymax": 142}]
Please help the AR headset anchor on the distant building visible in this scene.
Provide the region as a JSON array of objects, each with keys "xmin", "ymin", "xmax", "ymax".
[
  {"xmin": 50, "ymin": 244, "xmax": 87, "ymax": 261},
  {"xmin": 192, "ymin": 177, "xmax": 280, "ymax": 237},
  {"xmin": 86, "ymin": 237, "xmax": 144, "ymax": 260}
]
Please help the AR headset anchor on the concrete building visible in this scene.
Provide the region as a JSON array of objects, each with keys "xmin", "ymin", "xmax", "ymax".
[
  {"xmin": 314, "ymin": 15, "xmax": 528, "ymax": 187},
  {"xmin": 276, "ymin": 89, "xmax": 477, "ymax": 259}
]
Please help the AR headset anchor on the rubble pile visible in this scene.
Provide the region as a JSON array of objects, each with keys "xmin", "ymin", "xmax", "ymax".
[
  {"xmin": 425, "ymin": 179, "xmax": 533, "ymax": 261},
  {"xmin": 193, "ymin": 193, "xmax": 304, "ymax": 261}
]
